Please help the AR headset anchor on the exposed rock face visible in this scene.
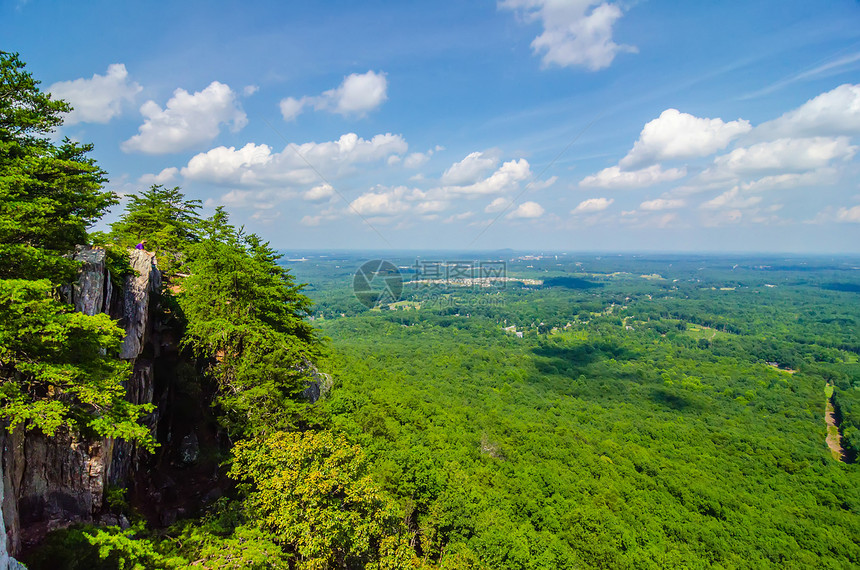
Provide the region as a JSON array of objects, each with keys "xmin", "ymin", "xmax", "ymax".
[
  {"xmin": 302, "ymin": 364, "xmax": 334, "ymax": 404},
  {"xmin": 121, "ymin": 250, "xmax": 161, "ymax": 359},
  {"xmin": 1, "ymin": 247, "xmax": 161, "ymax": 557},
  {"xmin": 0, "ymin": 441, "xmax": 21, "ymax": 570},
  {"xmin": 67, "ymin": 245, "xmax": 112, "ymax": 316}
]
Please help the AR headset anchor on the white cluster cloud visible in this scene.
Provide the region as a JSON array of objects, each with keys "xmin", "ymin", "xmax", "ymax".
[
  {"xmin": 442, "ymin": 158, "xmax": 531, "ymax": 196},
  {"xmin": 485, "ymin": 197, "xmax": 509, "ymax": 213},
  {"xmin": 754, "ymin": 83, "xmax": 860, "ymax": 139},
  {"xmin": 402, "ymin": 146, "xmax": 443, "ymax": 169},
  {"xmin": 183, "ymin": 142, "xmax": 273, "ymax": 184},
  {"xmin": 500, "ymin": 0, "xmax": 636, "ymax": 70},
  {"xmin": 738, "ymin": 168, "xmax": 838, "ymax": 193},
  {"xmin": 346, "ymin": 186, "xmax": 452, "ymax": 219},
  {"xmin": 49, "ymin": 64, "xmax": 141, "ymax": 125},
  {"xmin": 640, "ymin": 198, "xmax": 685, "ymax": 211},
  {"xmin": 139, "ymin": 167, "xmax": 179, "ymax": 185},
  {"xmin": 710, "ymin": 136, "xmax": 856, "ymax": 176},
  {"xmin": 123, "ymin": 81, "xmax": 247, "ymax": 154},
  {"xmin": 349, "ymin": 186, "xmax": 413, "ymax": 216},
  {"xmin": 441, "ymin": 151, "xmax": 499, "ymax": 184},
  {"xmin": 579, "ymin": 164, "xmax": 686, "ymax": 189},
  {"xmin": 303, "ymin": 183, "xmax": 335, "ymax": 202},
  {"xmin": 574, "ymin": 83, "xmax": 860, "ymax": 228},
  {"xmin": 837, "ymin": 205, "xmax": 860, "ymax": 223},
  {"xmin": 691, "ymin": 85, "xmax": 860, "ymax": 219},
  {"xmin": 572, "ymin": 197, "xmax": 613, "ymax": 213},
  {"xmin": 280, "ymin": 70, "xmax": 388, "ymax": 120},
  {"xmin": 507, "ymin": 201, "xmax": 545, "ymax": 219},
  {"xmin": 700, "ymin": 187, "xmax": 762, "ymax": 210},
  {"xmin": 403, "ymin": 152, "xmax": 430, "ymax": 168},
  {"xmin": 181, "ymin": 133, "xmax": 407, "ymax": 186},
  {"xmin": 620, "ymin": 109, "xmax": 751, "ymax": 169},
  {"xmin": 337, "ymin": 151, "xmax": 541, "ymax": 224}
]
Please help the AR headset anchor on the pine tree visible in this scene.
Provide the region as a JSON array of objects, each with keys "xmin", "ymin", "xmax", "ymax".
[
  {"xmin": 108, "ymin": 184, "xmax": 201, "ymax": 273},
  {"xmin": 178, "ymin": 208, "xmax": 320, "ymax": 436},
  {"xmin": 0, "ymin": 51, "xmax": 116, "ymax": 283},
  {"xmin": 0, "ymin": 52, "xmax": 153, "ymax": 446}
]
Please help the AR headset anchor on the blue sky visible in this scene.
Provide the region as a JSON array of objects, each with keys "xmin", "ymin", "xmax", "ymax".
[{"xmin": 4, "ymin": 0, "xmax": 860, "ymax": 252}]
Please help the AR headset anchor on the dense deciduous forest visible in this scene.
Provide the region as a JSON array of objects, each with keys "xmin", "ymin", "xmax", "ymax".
[
  {"xmin": 3, "ymin": 51, "xmax": 860, "ymax": 568},
  {"xmin": 284, "ymin": 252, "xmax": 860, "ymax": 568}
]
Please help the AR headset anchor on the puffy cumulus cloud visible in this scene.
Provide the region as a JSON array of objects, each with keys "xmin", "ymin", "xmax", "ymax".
[
  {"xmin": 414, "ymin": 200, "xmax": 450, "ymax": 214},
  {"xmin": 280, "ymin": 70, "xmax": 388, "ymax": 120},
  {"xmin": 181, "ymin": 133, "xmax": 407, "ymax": 186},
  {"xmin": 295, "ymin": 132, "xmax": 406, "ymax": 167},
  {"xmin": 507, "ymin": 201, "xmax": 545, "ymax": 219},
  {"xmin": 441, "ymin": 151, "xmax": 499, "ymax": 185},
  {"xmin": 700, "ymin": 187, "xmax": 762, "ymax": 210},
  {"xmin": 710, "ymin": 136, "xmax": 856, "ymax": 176},
  {"xmin": 404, "ymin": 148, "xmax": 438, "ymax": 165},
  {"xmin": 529, "ymin": 175, "xmax": 558, "ymax": 191},
  {"xmin": 303, "ymin": 184, "xmax": 335, "ymax": 202},
  {"xmin": 485, "ymin": 197, "xmax": 509, "ymax": 213},
  {"xmin": 738, "ymin": 168, "xmax": 838, "ymax": 193},
  {"xmin": 49, "ymin": 63, "xmax": 141, "ymax": 125},
  {"xmin": 579, "ymin": 164, "xmax": 686, "ymax": 189},
  {"xmin": 182, "ymin": 142, "xmax": 273, "ymax": 184},
  {"xmin": 754, "ymin": 84, "xmax": 860, "ymax": 139},
  {"xmin": 122, "ymin": 81, "xmax": 247, "ymax": 154},
  {"xmin": 500, "ymin": 0, "xmax": 635, "ymax": 71},
  {"xmin": 403, "ymin": 149, "xmax": 437, "ymax": 168},
  {"xmin": 139, "ymin": 167, "xmax": 178, "ymax": 185},
  {"xmin": 837, "ymin": 205, "xmax": 860, "ymax": 223},
  {"xmin": 572, "ymin": 197, "xmax": 613, "ymax": 213},
  {"xmin": 442, "ymin": 159, "xmax": 531, "ymax": 197},
  {"xmin": 620, "ymin": 109, "xmax": 751, "ymax": 169},
  {"xmin": 327, "ymin": 70, "xmax": 388, "ymax": 115},
  {"xmin": 671, "ymin": 166, "xmax": 841, "ymax": 198},
  {"xmin": 279, "ymin": 97, "xmax": 306, "ymax": 121},
  {"xmin": 243, "ymin": 85, "xmax": 259, "ymax": 96},
  {"xmin": 640, "ymin": 198, "xmax": 685, "ymax": 211},
  {"xmin": 348, "ymin": 186, "xmax": 414, "ymax": 216}
]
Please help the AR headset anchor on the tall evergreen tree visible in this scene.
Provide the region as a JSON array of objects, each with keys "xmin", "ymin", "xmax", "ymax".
[
  {"xmin": 0, "ymin": 52, "xmax": 152, "ymax": 446},
  {"xmin": 108, "ymin": 184, "xmax": 201, "ymax": 273},
  {"xmin": 177, "ymin": 208, "xmax": 320, "ymax": 436},
  {"xmin": 0, "ymin": 51, "xmax": 116, "ymax": 283}
]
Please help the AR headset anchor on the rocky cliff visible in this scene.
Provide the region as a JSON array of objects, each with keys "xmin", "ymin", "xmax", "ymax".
[{"xmin": 1, "ymin": 247, "xmax": 161, "ymax": 559}]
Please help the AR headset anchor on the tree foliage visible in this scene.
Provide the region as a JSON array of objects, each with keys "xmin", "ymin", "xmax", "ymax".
[
  {"xmin": 0, "ymin": 51, "xmax": 115, "ymax": 283},
  {"xmin": 295, "ymin": 253, "xmax": 860, "ymax": 569},
  {"xmin": 107, "ymin": 184, "xmax": 201, "ymax": 273},
  {"xmin": 0, "ymin": 279, "xmax": 154, "ymax": 446},
  {"xmin": 230, "ymin": 430, "xmax": 415, "ymax": 569},
  {"xmin": 0, "ymin": 52, "xmax": 152, "ymax": 445},
  {"xmin": 178, "ymin": 209, "xmax": 320, "ymax": 437}
]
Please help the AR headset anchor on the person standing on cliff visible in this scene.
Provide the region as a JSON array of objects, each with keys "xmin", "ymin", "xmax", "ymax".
[{"xmin": 135, "ymin": 239, "xmax": 146, "ymax": 250}]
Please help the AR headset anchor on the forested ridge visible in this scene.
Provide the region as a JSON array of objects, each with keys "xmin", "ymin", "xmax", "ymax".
[{"xmin": 3, "ymin": 51, "xmax": 860, "ymax": 568}]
